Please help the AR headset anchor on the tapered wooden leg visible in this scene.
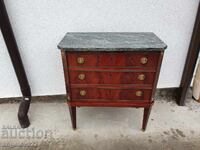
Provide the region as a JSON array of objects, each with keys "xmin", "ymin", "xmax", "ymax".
[
  {"xmin": 142, "ymin": 106, "xmax": 152, "ymax": 131},
  {"xmin": 69, "ymin": 106, "xmax": 76, "ymax": 130}
]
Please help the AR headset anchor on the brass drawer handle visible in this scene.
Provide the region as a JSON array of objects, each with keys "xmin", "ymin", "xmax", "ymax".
[
  {"xmin": 137, "ymin": 74, "xmax": 145, "ymax": 81},
  {"xmin": 140, "ymin": 57, "xmax": 148, "ymax": 64},
  {"xmin": 77, "ymin": 57, "xmax": 85, "ymax": 64},
  {"xmin": 78, "ymin": 73, "xmax": 85, "ymax": 80},
  {"xmin": 80, "ymin": 90, "xmax": 86, "ymax": 96},
  {"xmin": 136, "ymin": 90, "xmax": 143, "ymax": 97}
]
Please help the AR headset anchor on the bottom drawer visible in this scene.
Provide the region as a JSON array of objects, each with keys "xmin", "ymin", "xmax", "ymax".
[{"xmin": 70, "ymin": 87, "xmax": 152, "ymax": 101}]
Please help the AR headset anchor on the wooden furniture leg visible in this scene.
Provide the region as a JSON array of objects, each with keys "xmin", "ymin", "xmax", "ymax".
[
  {"xmin": 142, "ymin": 106, "xmax": 152, "ymax": 131},
  {"xmin": 69, "ymin": 106, "xmax": 76, "ymax": 130}
]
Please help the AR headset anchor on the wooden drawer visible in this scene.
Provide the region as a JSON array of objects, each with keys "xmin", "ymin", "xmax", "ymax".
[
  {"xmin": 66, "ymin": 52, "xmax": 160, "ymax": 68},
  {"xmin": 69, "ymin": 71, "xmax": 155, "ymax": 85},
  {"xmin": 70, "ymin": 87, "xmax": 152, "ymax": 101}
]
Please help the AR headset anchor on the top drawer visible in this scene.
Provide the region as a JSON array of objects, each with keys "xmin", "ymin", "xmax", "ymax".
[{"xmin": 66, "ymin": 52, "xmax": 160, "ymax": 68}]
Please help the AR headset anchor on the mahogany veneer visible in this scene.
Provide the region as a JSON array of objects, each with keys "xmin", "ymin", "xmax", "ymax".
[
  {"xmin": 58, "ymin": 32, "xmax": 167, "ymax": 131},
  {"xmin": 70, "ymin": 87, "xmax": 152, "ymax": 101},
  {"xmin": 69, "ymin": 71, "xmax": 155, "ymax": 85},
  {"xmin": 67, "ymin": 52, "xmax": 160, "ymax": 68}
]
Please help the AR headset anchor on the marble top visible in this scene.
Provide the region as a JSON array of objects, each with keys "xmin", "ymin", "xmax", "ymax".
[{"xmin": 58, "ymin": 32, "xmax": 167, "ymax": 51}]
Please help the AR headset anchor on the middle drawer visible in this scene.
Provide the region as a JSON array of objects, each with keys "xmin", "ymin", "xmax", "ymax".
[{"xmin": 68, "ymin": 70, "xmax": 155, "ymax": 85}]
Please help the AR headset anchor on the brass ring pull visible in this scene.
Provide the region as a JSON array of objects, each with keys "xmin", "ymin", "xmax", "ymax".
[
  {"xmin": 140, "ymin": 57, "xmax": 148, "ymax": 64},
  {"xmin": 77, "ymin": 57, "xmax": 85, "ymax": 64},
  {"xmin": 78, "ymin": 73, "xmax": 85, "ymax": 80},
  {"xmin": 137, "ymin": 74, "xmax": 145, "ymax": 81},
  {"xmin": 80, "ymin": 90, "xmax": 86, "ymax": 96},
  {"xmin": 136, "ymin": 90, "xmax": 143, "ymax": 97}
]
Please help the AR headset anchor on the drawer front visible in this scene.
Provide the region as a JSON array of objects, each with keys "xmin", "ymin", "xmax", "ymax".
[
  {"xmin": 70, "ymin": 88, "xmax": 151, "ymax": 101},
  {"xmin": 69, "ymin": 71, "xmax": 155, "ymax": 85},
  {"xmin": 67, "ymin": 52, "xmax": 160, "ymax": 68}
]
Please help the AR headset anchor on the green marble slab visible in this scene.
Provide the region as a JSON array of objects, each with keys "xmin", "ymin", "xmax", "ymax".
[{"xmin": 58, "ymin": 32, "xmax": 167, "ymax": 51}]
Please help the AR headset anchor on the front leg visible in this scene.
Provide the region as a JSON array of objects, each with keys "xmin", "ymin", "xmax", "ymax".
[
  {"xmin": 69, "ymin": 106, "xmax": 76, "ymax": 130},
  {"xmin": 142, "ymin": 106, "xmax": 152, "ymax": 131}
]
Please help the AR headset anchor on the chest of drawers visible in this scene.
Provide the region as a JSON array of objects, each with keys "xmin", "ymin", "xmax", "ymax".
[{"xmin": 58, "ymin": 32, "xmax": 167, "ymax": 131}]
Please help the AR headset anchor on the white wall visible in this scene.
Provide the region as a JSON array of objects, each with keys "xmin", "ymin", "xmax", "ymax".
[{"xmin": 0, "ymin": 0, "xmax": 199, "ymax": 98}]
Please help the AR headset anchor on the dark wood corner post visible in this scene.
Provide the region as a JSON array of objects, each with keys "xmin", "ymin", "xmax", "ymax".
[
  {"xmin": 177, "ymin": 3, "xmax": 200, "ymax": 106},
  {"xmin": 0, "ymin": 0, "xmax": 32, "ymax": 128}
]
